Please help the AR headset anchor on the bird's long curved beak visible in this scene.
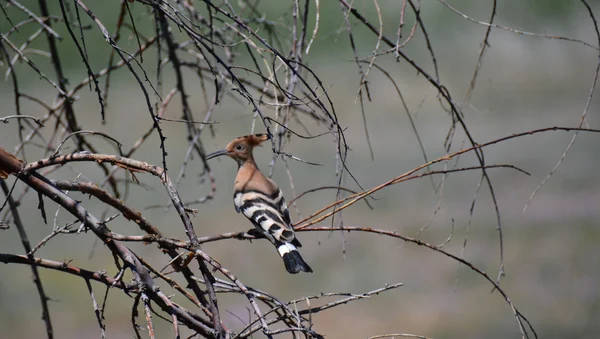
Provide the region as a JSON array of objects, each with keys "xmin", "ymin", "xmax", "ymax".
[{"xmin": 206, "ymin": 149, "xmax": 229, "ymax": 160}]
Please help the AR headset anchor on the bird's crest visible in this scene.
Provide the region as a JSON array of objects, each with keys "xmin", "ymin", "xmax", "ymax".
[
  {"xmin": 226, "ymin": 134, "xmax": 269, "ymax": 154},
  {"xmin": 239, "ymin": 133, "xmax": 270, "ymax": 147}
]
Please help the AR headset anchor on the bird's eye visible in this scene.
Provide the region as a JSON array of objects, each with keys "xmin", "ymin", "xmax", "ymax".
[{"xmin": 234, "ymin": 144, "xmax": 245, "ymax": 151}]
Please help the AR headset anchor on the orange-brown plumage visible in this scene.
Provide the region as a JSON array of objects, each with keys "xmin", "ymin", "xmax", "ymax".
[
  {"xmin": 234, "ymin": 161, "xmax": 278, "ymax": 196},
  {"xmin": 206, "ymin": 134, "xmax": 312, "ymax": 273}
]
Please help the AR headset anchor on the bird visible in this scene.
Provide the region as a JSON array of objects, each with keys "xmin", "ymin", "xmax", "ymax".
[{"xmin": 206, "ymin": 134, "xmax": 313, "ymax": 274}]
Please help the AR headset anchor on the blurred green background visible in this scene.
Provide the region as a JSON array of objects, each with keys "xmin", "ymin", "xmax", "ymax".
[{"xmin": 1, "ymin": 1, "xmax": 600, "ymax": 338}]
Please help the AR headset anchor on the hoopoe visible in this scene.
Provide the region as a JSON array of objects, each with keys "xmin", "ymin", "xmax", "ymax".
[{"xmin": 206, "ymin": 134, "xmax": 313, "ymax": 274}]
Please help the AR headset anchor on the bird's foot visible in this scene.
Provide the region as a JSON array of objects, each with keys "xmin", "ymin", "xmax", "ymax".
[{"xmin": 246, "ymin": 228, "xmax": 266, "ymax": 239}]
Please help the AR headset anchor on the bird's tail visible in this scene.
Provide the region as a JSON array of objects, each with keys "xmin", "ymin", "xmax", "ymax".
[{"xmin": 277, "ymin": 242, "xmax": 313, "ymax": 274}]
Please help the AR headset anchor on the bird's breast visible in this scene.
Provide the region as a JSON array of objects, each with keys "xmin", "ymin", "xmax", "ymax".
[{"xmin": 233, "ymin": 191, "xmax": 243, "ymax": 213}]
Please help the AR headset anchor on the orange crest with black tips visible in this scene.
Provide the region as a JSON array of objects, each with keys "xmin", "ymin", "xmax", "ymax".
[
  {"xmin": 220, "ymin": 134, "xmax": 270, "ymax": 161},
  {"xmin": 245, "ymin": 133, "xmax": 270, "ymax": 147}
]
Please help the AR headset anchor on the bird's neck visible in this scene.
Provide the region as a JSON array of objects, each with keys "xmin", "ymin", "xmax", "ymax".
[
  {"xmin": 237, "ymin": 156, "xmax": 257, "ymax": 170},
  {"xmin": 235, "ymin": 157, "xmax": 268, "ymax": 191}
]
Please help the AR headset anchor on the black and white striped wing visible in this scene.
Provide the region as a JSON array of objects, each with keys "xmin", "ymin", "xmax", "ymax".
[{"xmin": 234, "ymin": 189, "xmax": 295, "ymax": 243}]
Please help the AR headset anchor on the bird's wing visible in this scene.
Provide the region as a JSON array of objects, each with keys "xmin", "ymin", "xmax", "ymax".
[{"xmin": 234, "ymin": 188, "xmax": 295, "ymax": 243}]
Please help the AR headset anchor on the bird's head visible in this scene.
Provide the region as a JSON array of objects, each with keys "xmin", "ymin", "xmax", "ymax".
[{"xmin": 206, "ymin": 133, "xmax": 271, "ymax": 163}]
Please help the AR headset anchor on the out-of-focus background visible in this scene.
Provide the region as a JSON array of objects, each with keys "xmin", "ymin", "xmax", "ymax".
[{"xmin": 1, "ymin": 1, "xmax": 599, "ymax": 338}]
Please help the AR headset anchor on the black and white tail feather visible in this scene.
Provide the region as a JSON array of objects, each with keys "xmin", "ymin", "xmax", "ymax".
[{"xmin": 234, "ymin": 189, "xmax": 313, "ymax": 273}]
